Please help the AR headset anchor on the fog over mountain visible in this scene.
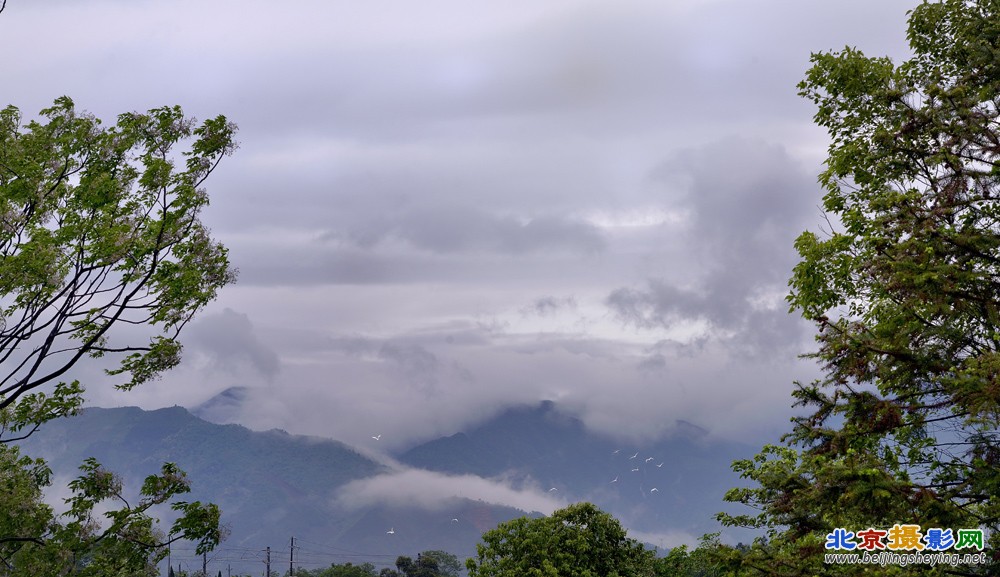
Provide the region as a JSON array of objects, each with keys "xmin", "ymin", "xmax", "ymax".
[
  {"xmin": 18, "ymin": 406, "xmax": 531, "ymax": 575},
  {"xmin": 20, "ymin": 399, "xmax": 760, "ymax": 573},
  {"xmin": 2, "ymin": 0, "xmax": 921, "ymax": 458}
]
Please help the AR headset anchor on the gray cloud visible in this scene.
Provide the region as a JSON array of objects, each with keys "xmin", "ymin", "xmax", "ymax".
[
  {"xmin": 377, "ymin": 341, "xmax": 445, "ymax": 394},
  {"xmin": 607, "ymin": 138, "xmax": 817, "ymax": 354},
  {"xmin": 636, "ymin": 352, "xmax": 667, "ymax": 373},
  {"xmin": 4, "ymin": 0, "xmax": 912, "ymax": 474},
  {"xmin": 184, "ymin": 308, "xmax": 281, "ymax": 379},
  {"xmin": 327, "ymin": 206, "xmax": 605, "ymax": 255},
  {"xmin": 326, "ymin": 335, "xmax": 379, "ymax": 357},
  {"xmin": 608, "ymin": 281, "xmax": 707, "ymax": 330},
  {"xmin": 521, "ymin": 295, "xmax": 578, "ymax": 317}
]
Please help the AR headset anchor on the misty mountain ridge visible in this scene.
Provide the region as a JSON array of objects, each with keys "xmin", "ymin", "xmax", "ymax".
[
  {"xmin": 398, "ymin": 400, "xmax": 753, "ymax": 540},
  {"xmin": 194, "ymin": 392, "xmax": 755, "ymax": 541},
  {"xmin": 190, "ymin": 385, "xmax": 250, "ymax": 424},
  {"xmin": 17, "ymin": 405, "xmax": 529, "ymax": 574},
  {"xmin": 17, "ymin": 398, "xmax": 757, "ymax": 574}
]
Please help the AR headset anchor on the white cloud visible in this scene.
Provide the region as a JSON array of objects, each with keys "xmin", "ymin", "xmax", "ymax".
[
  {"xmin": 333, "ymin": 468, "xmax": 564, "ymax": 515},
  {"xmin": 627, "ymin": 528, "xmax": 702, "ymax": 551}
]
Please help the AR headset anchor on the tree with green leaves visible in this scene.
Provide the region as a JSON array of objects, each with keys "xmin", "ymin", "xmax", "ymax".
[
  {"xmin": 394, "ymin": 555, "xmax": 440, "ymax": 577},
  {"xmin": 466, "ymin": 502, "xmax": 655, "ymax": 577},
  {"xmin": 719, "ymin": 0, "xmax": 1000, "ymax": 574},
  {"xmin": 417, "ymin": 550, "xmax": 461, "ymax": 577},
  {"xmin": 293, "ymin": 562, "xmax": 379, "ymax": 577},
  {"xmin": 653, "ymin": 534, "xmax": 730, "ymax": 577},
  {"xmin": 372, "ymin": 551, "xmax": 460, "ymax": 577},
  {"xmin": 0, "ymin": 97, "xmax": 236, "ymax": 574}
]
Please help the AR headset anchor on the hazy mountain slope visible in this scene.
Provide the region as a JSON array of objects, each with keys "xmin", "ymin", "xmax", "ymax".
[
  {"xmin": 22, "ymin": 405, "xmax": 382, "ymax": 492},
  {"xmin": 398, "ymin": 400, "xmax": 755, "ymax": 540},
  {"xmin": 13, "ymin": 399, "xmax": 758, "ymax": 574},
  {"xmin": 15, "ymin": 406, "xmax": 525, "ymax": 574}
]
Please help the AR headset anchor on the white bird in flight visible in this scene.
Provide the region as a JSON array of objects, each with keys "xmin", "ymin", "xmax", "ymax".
[
  {"xmin": 386, "ymin": 528, "xmax": 394, "ymax": 534},
  {"xmin": 650, "ymin": 488, "xmax": 659, "ymax": 493},
  {"xmin": 645, "ymin": 457, "xmax": 654, "ymax": 463},
  {"xmin": 610, "ymin": 476, "xmax": 619, "ymax": 483},
  {"xmin": 372, "ymin": 434, "xmax": 381, "ymax": 441},
  {"xmin": 548, "ymin": 487, "xmax": 558, "ymax": 492},
  {"xmin": 656, "ymin": 462, "xmax": 664, "ymax": 468},
  {"xmin": 629, "ymin": 452, "xmax": 639, "ymax": 459},
  {"xmin": 631, "ymin": 468, "xmax": 640, "ymax": 472}
]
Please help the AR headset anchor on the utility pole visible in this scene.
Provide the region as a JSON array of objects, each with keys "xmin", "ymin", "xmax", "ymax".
[
  {"xmin": 265, "ymin": 546, "xmax": 271, "ymax": 577},
  {"xmin": 289, "ymin": 536, "xmax": 295, "ymax": 576}
]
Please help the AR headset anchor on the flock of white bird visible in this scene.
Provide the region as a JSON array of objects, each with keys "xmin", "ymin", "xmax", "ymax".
[
  {"xmin": 608, "ymin": 449, "xmax": 664, "ymax": 495},
  {"xmin": 372, "ymin": 435, "xmax": 668, "ymax": 535}
]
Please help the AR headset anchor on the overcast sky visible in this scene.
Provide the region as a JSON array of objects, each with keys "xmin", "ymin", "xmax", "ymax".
[{"xmin": 3, "ymin": 1, "xmax": 918, "ymax": 454}]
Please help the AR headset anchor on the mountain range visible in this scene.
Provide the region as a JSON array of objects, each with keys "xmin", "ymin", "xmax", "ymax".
[{"xmin": 16, "ymin": 394, "xmax": 758, "ymax": 575}]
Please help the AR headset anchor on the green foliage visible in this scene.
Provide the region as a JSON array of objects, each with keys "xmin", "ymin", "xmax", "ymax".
[
  {"xmin": 0, "ymin": 98, "xmax": 236, "ymax": 574},
  {"xmin": 0, "ymin": 96, "xmax": 237, "ymax": 422},
  {"xmin": 395, "ymin": 554, "xmax": 443, "ymax": 577},
  {"xmin": 1, "ymin": 448, "xmax": 219, "ymax": 575},
  {"xmin": 294, "ymin": 562, "xmax": 380, "ymax": 577},
  {"xmin": 720, "ymin": 0, "xmax": 1000, "ymax": 574},
  {"xmin": 466, "ymin": 502, "xmax": 655, "ymax": 577},
  {"xmin": 418, "ymin": 550, "xmax": 461, "ymax": 577},
  {"xmin": 653, "ymin": 534, "xmax": 734, "ymax": 577},
  {"xmin": 292, "ymin": 553, "xmax": 462, "ymax": 577},
  {"xmin": 369, "ymin": 550, "xmax": 461, "ymax": 577}
]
